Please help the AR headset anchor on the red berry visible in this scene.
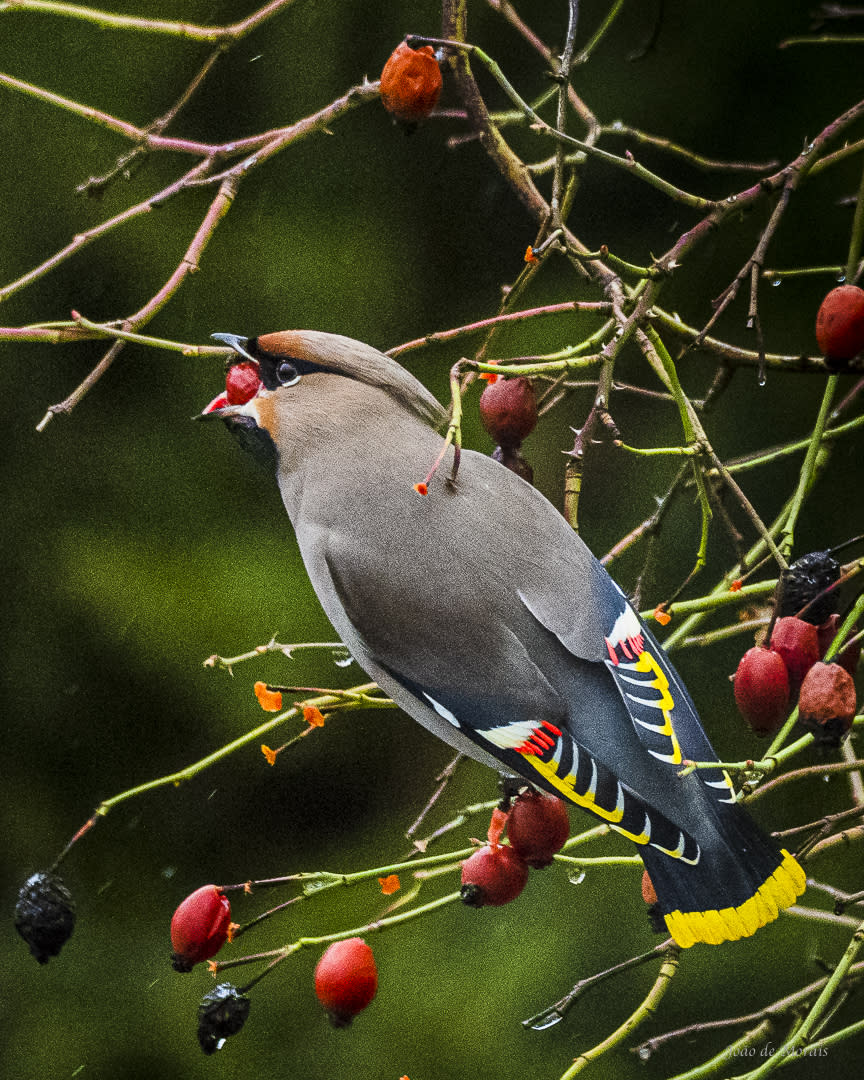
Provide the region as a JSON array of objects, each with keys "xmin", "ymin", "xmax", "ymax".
[
  {"xmin": 505, "ymin": 791, "xmax": 570, "ymax": 868},
  {"xmin": 769, "ymin": 616, "xmax": 820, "ymax": 695},
  {"xmin": 815, "ymin": 285, "xmax": 864, "ymax": 361},
  {"xmin": 798, "ymin": 661, "xmax": 857, "ymax": 746},
  {"xmin": 460, "ymin": 844, "xmax": 529, "ymax": 907},
  {"xmin": 225, "ymin": 361, "xmax": 262, "ymax": 405},
  {"xmin": 479, "ymin": 378, "xmax": 538, "ymax": 447},
  {"xmin": 170, "ymin": 885, "xmax": 231, "ymax": 972},
  {"xmin": 380, "ymin": 43, "xmax": 442, "ymax": 123},
  {"xmin": 641, "ymin": 869, "xmax": 658, "ymax": 906},
  {"xmin": 733, "ymin": 647, "xmax": 790, "ymax": 735},
  {"xmin": 314, "ymin": 938, "xmax": 378, "ymax": 1027},
  {"xmin": 817, "ymin": 613, "xmax": 861, "ymax": 678}
]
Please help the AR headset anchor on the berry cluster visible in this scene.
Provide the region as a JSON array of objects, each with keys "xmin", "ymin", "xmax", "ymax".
[
  {"xmin": 460, "ymin": 788, "xmax": 570, "ymax": 907},
  {"xmin": 733, "ymin": 551, "xmax": 859, "ymax": 744}
]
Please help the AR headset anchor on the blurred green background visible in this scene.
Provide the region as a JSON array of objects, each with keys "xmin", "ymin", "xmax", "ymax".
[{"xmin": 2, "ymin": 2, "xmax": 863, "ymax": 1078}]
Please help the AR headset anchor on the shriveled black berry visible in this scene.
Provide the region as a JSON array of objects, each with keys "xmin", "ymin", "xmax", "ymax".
[
  {"xmin": 15, "ymin": 871, "xmax": 76, "ymax": 964},
  {"xmin": 777, "ymin": 551, "xmax": 841, "ymax": 625},
  {"xmin": 197, "ymin": 983, "xmax": 251, "ymax": 1055}
]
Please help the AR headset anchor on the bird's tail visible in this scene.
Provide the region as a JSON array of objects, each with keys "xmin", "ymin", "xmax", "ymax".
[{"xmin": 640, "ymin": 804, "xmax": 806, "ymax": 947}]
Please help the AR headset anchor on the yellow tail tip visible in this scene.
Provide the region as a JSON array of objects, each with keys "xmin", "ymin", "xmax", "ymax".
[{"xmin": 665, "ymin": 850, "xmax": 805, "ymax": 948}]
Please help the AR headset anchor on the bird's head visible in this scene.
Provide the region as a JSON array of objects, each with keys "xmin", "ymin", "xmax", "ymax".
[{"xmin": 199, "ymin": 330, "xmax": 447, "ymax": 467}]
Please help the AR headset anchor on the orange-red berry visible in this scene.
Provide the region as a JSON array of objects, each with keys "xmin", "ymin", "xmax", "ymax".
[
  {"xmin": 380, "ymin": 43, "xmax": 442, "ymax": 123},
  {"xmin": 171, "ymin": 885, "xmax": 231, "ymax": 972},
  {"xmin": 733, "ymin": 646, "xmax": 790, "ymax": 735},
  {"xmin": 798, "ymin": 661, "xmax": 857, "ymax": 746},
  {"xmin": 815, "ymin": 285, "xmax": 864, "ymax": 361},
  {"xmin": 460, "ymin": 844, "xmax": 529, "ymax": 907},
  {"xmin": 505, "ymin": 790, "xmax": 570, "ymax": 868},
  {"xmin": 769, "ymin": 616, "xmax": 820, "ymax": 695},
  {"xmin": 641, "ymin": 869, "xmax": 658, "ymax": 906},
  {"xmin": 315, "ymin": 938, "xmax": 378, "ymax": 1027}
]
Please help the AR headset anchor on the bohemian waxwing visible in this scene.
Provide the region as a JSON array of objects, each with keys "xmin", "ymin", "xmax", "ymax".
[{"xmin": 201, "ymin": 329, "xmax": 805, "ymax": 948}]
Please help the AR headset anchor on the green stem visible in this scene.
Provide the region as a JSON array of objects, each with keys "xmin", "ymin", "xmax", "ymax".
[
  {"xmin": 214, "ymin": 891, "xmax": 463, "ymax": 974},
  {"xmin": 780, "ymin": 374, "xmax": 839, "ymax": 556},
  {"xmin": 733, "ymin": 919, "xmax": 864, "ymax": 1079},
  {"xmin": 846, "ymin": 160, "xmax": 864, "ymax": 282},
  {"xmin": 558, "ymin": 949, "xmax": 680, "ymax": 1079},
  {"xmin": 0, "ymin": 0, "xmax": 296, "ymax": 40}
]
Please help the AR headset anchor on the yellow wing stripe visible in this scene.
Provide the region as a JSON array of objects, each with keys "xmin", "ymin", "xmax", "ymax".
[
  {"xmin": 629, "ymin": 650, "xmax": 683, "ymax": 765},
  {"xmin": 664, "ymin": 849, "xmax": 806, "ymax": 948}
]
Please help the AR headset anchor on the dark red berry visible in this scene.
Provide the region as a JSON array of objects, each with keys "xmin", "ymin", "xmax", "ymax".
[
  {"xmin": 479, "ymin": 377, "xmax": 538, "ymax": 447},
  {"xmin": 197, "ymin": 983, "xmax": 251, "ymax": 1055},
  {"xmin": 225, "ymin": 361, "xmax": 262, "ymax": 405},
  {"xmin": 170, "ymin": 884, "xmax": 231, "ymax": 972},
  {"xmin": 506, "ymin": 790, "xmax": 570, "ymax": 868},
  {"xmin": 815, "ymin": 285, "xmax": 864, "ymax": 361},
  {"xmin": 817, "ymin": 613, "xmax": 861, "ymax": 678},
  {"xmin": 15, "ymin": 871, "xmax": 76, "ymax": 964},
  {"xmin": 798, "ymin": 661, "xmax": 857, "ymax": 746},
  {"xmin": 380, "ymin": 43, "xmax": 442, "ymax": 123},
  {"xmin": 315, "ymin": 938, "xmax": 378, "ymax": 1027},
  {"xmin": 778, "ymin": 550, "xmax": 841, "ymax": 624},
  {"xmin": 460, "ymin": 844, "xmax": 529, "ymax": 907},
  {"xmin": 769, "ymin": 616, "xmax": 820, "ymax": 695},
  {"xmin": 733, "ymin": 647, "xmax": 790, "ymax": 735}
]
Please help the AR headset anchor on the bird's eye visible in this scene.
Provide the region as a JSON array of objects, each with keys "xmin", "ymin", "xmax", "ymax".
[{"xmin": 277, "ymin": 361, "xmax": 300, "ymax": 387}]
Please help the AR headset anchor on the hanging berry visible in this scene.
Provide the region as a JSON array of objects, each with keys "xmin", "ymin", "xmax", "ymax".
[
  {"xmin": 798, "ymin": 661, "xmax": 858, "ymax": 746},
  {"xmin": 15, "ymin": 871, "xmax": 76, "ymax": 964},
  {"xmin": 505, "ymin": 790, "xmax": 570, "ymax": 868},
  {"xmin": 479, "ymin": 377, "xmax": 538, "ymax": 448},
  {"xmin": 197, "ymin": 983, "xmax": 251, "ymax": 1055},
  {"xmin": 315, "ymin": 938, "xmax": 379, "ymax": 1027},
  {"xmin": 170, "ymin": 884, "xmax": 232, "ymax": 972},
  {"xmin": 460, "ymin": 844, "xmax": 529, "ymax": 907},
  {"xmin": 733, "ymin": 647, "xmax": 790, "ymax": 736},
  {"xmin": 768, "ymin": 616, "xmax": 820, "ymax": 695},
  {"xmin": 815, "ymin": 285, "xmax": 864, "ymax": 361},
  {"xmin": 380, "ymin": 42, "xmax": 442, "ymax": 124}
]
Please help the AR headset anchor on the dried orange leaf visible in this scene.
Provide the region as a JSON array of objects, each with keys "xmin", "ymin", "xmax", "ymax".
[
  {"xmin": 254, "ymin": 681, "xmax": 283, "ymax": 712},
  {"xmin": 653, "ymin": 606, "xmax": 672, "ymax": 626},
  {"xmin": 303, "ymin": 704, "xmax": 326, "ymax": 727},
  {"xmin": 378, "ymin": 874, "xmax": 401, "ymax": 896}
]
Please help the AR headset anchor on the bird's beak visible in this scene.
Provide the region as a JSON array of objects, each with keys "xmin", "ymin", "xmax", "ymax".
[{"xmin": 211, "ymin": 332, "xmax": 257, "ymax": 363}]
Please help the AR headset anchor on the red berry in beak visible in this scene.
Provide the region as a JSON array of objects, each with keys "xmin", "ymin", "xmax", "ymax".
[
  {"xmin": 733, "ymin": 647, "xmax": 790, "ymax": 735},
  {"xmin": 314, "ymin": 938, "xmax": 378, "ymax": 1027},
  {"xmin": 815, "ymin": 284, "xmax": 864, "ymax": 361},
  {"xmin": 225, "ymin": 361, "xmax": 262, "ymax": 405},
  {"xmin": 170, "ymin": 884, "xmax": 231, "ymax": 972},
  {"xmin": 460, "ymin": 844, "xmax": 529, "ymax": 907},
  {"xmin": 769, "ymin": 616, "xmax": 820, "ymax": 695},
  {"xmin": 505, "ymin": 790, "xmax": 570, "ymax": 868}
]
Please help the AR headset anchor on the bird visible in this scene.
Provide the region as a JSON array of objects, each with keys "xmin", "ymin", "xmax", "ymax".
[{"xmin": 200, "ymin": 328, "xmax": 805, "ymax": 948}]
